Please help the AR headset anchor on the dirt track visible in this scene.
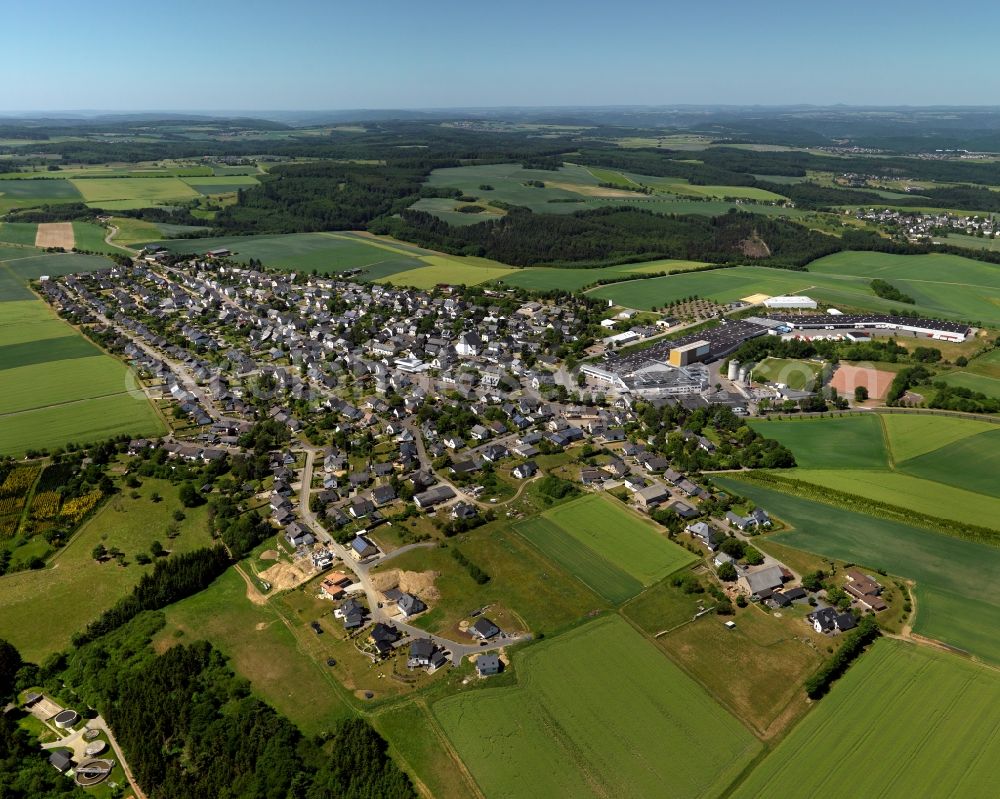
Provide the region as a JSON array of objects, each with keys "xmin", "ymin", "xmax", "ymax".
[{"xmin": 35, "ymin": 222, "xmax": 74, "ymax": 249}]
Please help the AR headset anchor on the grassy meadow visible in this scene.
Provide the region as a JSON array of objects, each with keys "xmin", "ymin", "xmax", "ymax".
[
  {"xmin": 156, "ymin": 567, "xmax": 352, "ymax": 736},
  {"xmin": 0, "ymin": 477, "xmax": 212, "ymax": 662},
  {"xmin": 731, "ymin": 639, "xmax": 1000, "ymax": 798},
  {"xmin": 433, "ymin": 615, "xmax": 761, "ymax": 799},
  {"xmin": 896, "ymin": 427, "xmax": 1000, "ymax": 498}
]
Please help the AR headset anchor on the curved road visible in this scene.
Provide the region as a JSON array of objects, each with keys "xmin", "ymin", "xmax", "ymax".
[{"xmin": 296, "ymin": 445, "xmax": 530, "ymax": 663}]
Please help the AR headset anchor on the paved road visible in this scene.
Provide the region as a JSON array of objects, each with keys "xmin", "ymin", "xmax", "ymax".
[
  {"xmin": 88, "ymin": 716, "xmax": 148, "ymax": 799},
  {"xmin": 296, "ymin": 444, "xmax": 530, "ymax": 663}
]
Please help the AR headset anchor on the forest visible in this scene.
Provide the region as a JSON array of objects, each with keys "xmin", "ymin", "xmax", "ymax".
[
  {"xmin": 38, "ymin": 614, "xmax": 414, "ymax": 799},
  {"xmin": 383, "ymin": 206, "xmax": 843, "ymax": 267}
]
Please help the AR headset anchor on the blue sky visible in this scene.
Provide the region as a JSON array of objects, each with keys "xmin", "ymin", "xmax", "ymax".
[{"xmin": 3, "ymin": 0, "xmax": 999, "ymax": 111}]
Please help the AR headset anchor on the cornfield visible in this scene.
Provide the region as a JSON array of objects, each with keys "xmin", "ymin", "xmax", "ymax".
[
  {"xmin": 0, "ymin": 466, "xmax": 40, "ymax": 498},
  {"xmin": 30, "ymin": 490, "xmax": 62, "ymax": 520},
  {"xmin": 60, "ymin": 490, "xmax": 103, "ymax": 524},
  {"xmin": 0, "ymin": 515, "xmax": 18, "ymax": 538}
]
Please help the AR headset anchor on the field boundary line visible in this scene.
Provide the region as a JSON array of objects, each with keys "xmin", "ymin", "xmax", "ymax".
[
  {"xmin": 410, "ymin": 697, "xmax": 487, "ymax": 799},
  {"xmin": 0, "ymin": 389, "xmax": 141, "ymax": 419}
]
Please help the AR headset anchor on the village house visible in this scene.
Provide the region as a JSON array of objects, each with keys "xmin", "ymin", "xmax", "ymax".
[{"xmin": 808, "ymin": 606, "xmax": 858, "ymax": 634}]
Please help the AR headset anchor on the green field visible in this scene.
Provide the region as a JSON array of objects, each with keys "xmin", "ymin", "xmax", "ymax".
[
  {"xmin": 0, "ymin": 222, "xmax": 38, "ymax": 246},
  {"xmin": 70, "ymin": 176, "xmax": 202, "ymax": 205},
  {"xmin": 880, "ymin": 413, "xmax": 997, "ymax": 462},
  {"xmin": 433, "ymin": 615, "xmax": 760, "ymax": 799},
  {"xmin": 715, "ymin": 477, "xmax": 1000, "ymax": 663},
  {"xmin": 0, "ymin": 254, "xmax": 165, "ymax": 454},
  {"xmin": 418, "ymin": 162, "xmax": 791, "ymax": 223},
  {"xmin": 514, "ymin": 495, "xmax": 694, "ymax": 603},
  {"xmin": 181, "ymin": 175, "xmax": 260, "ymax": 195},
  {"xmin": 937, "ymin": 369, "xmax": 1000, "ymax": 397},
  {"xmin": 0, "ymin": 178, "xmax": 82, "ymax": 200},
  {"xmin": 157, "ymin": 567, "xmax": 352, "ymax": 736},
  {"xmin": 70, "ymin": 221, "xmax": 121, "ymax": 254},
  {"xmin": 378, "ymin": 255, "xmax": 516, "ymax": 288},
  {"xmin": 497, "ymin": 259, "xmax": 709, "ymax": 292},
  {"xmin": 153, "ymin": 231, "xmax": 525, "ymax": 287},
  {"xmin": 407, "ymin": 197, "xmax": 508, "ymax": 226},
  {"xmin": 750, "ymin": 357, "xmax": 823, "ymax": 390},
  {"xmin": 152, "ymin": 231, "xmax": 426, "ymax": 273},
  {"xmin": 731, "ymin": 639, "xmax": 1000, "ymax": 798},
  {"xmin": 896, "ymin": 426, "xmax": 1000, "ymax": 498},
  {"xmin": 788, "ymin": 468, "xmax": 1000, "ymax": 526},
  {"xmin": 515, "ymin": 516, "xmax": 641, "ymax": 603},
  {"xmin": 108, "ymin": 216, "xmax": 209, "ymax": 247},
  {"xmin": 749, "ymin": 415, "xmax": 889, "ymax": 469},
  {"xmin": 0, "ymin": 477, "xmax": 212, "ymax": 662},
  {"xmin": 546, "ymin": 494, "xmax": 695, "ymax": 583},
  {"xmin": 806, "ymin": 251, "xmax": 1000, "ymax": 326},
  {"xmin": 589, "ymin": 252, "xmax": 1000, "ymax": 324}
]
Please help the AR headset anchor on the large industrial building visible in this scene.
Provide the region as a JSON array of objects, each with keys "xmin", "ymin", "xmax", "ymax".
[
  {"xmin": 668, "ymin": 340, "xmax": 710, "ymax": 366},
  {"xmin": 765, "ymin": 314, "xmax": 972, "ymax": 343},
  {"xmin": 763, "ymin": 296, "xmax": 818, "ymax": 310}
]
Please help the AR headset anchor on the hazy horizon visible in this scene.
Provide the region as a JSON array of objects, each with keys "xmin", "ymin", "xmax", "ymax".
[{"xmin": 5, "ymin": 0, "xmax": 1000, "ymax": 111}]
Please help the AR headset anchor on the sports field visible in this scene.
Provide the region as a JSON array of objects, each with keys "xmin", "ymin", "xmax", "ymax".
[
  {"xmin": 514, "ymin": 495, "xmax": 694, "ymax": 603},
  {"xmin": 715, "ymin": 477, "xmax": 1000, "ymax": 663},
  {"xmin": 731, "ymin": 639, "xmax": 1000, "ymax": 798},
  {"xmin": 749, "ymin": 415, "xmax": 889, "ymax": 469},
  {"xmin": 433, "ymin": 615, "xmax": 761, "ymax": 799},
  {"xmin": 589, "ymin": 252, "xmax": 1000, "ymax": 324},
  {"xmin": 0, "ymin": 477, "xmax": 212, "ymax": 662},
  {"xmin": 750, "ymin": 357, "xmax": 822, "ymax": 390}
]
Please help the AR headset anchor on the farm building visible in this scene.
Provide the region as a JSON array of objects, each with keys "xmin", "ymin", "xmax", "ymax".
[
  {"xmin": 844, "ymin": 569, "xmax": 888, "ymax": 611},
  {"xmin": 738, "ymin": 565, "xmax": 786, "ymax": 600}
]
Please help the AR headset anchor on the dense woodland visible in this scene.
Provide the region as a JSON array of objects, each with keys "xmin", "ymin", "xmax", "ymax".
[
  {"xmin": 384, "ymin": 207, "xmax": 843, "ymax": 267},
  {"xmin": 41, "ymin": 614, "xmax": 415, "ymax": 799}
]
